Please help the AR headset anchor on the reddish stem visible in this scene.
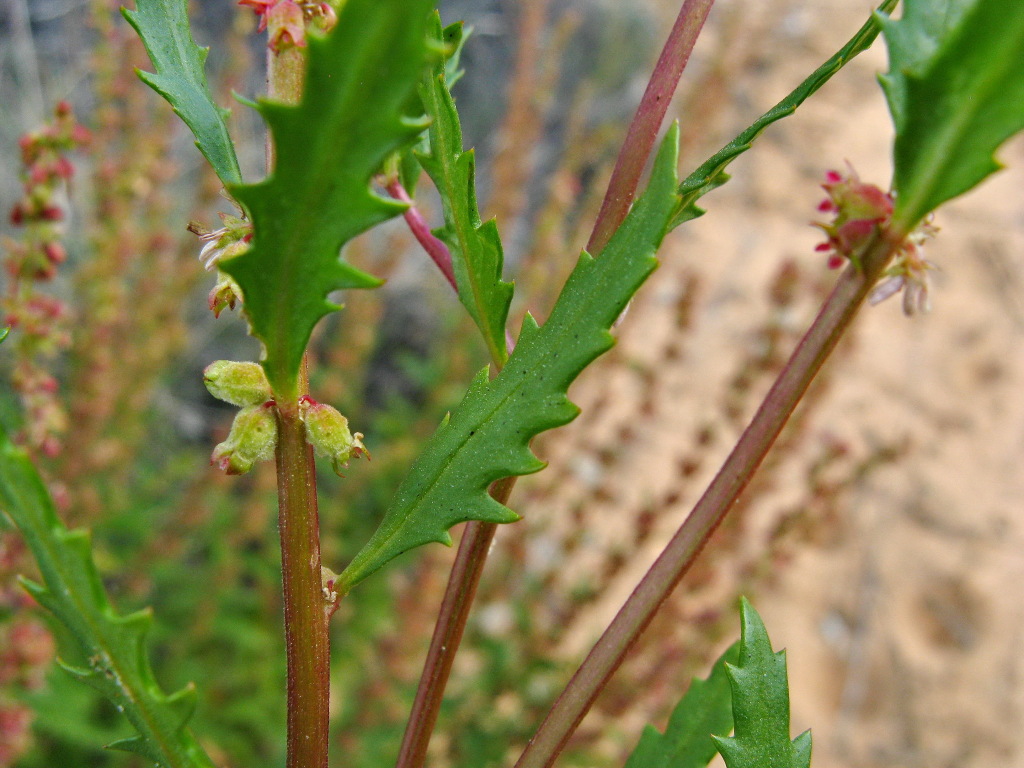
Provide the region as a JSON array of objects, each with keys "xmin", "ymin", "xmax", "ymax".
[
  {"xmin": 587, "ymin": 0, "xmax": 715, "ymax": 255},
  {"xmin": 387, "ymin": 175, "xmax": 522, "ymax": 768},
  {"xmin": 514, "ymin": 232, "xmax": 901, "ymax": 768},
  {"xmin": 386, "ymin": 180, "xmax": 458, "ymax": 290},
  {"xmin": 275, "ymin": 401, "xmax": 330, "ymax": 768},
  {"xmin": 394, "ymin": 478, "xmax": 516, "ymax": 768},
  {"xmin": 265, "ymin": 37, "xmax": 330, "ymax": 768}
]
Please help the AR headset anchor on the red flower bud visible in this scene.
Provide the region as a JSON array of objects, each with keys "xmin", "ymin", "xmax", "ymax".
[
  {"xmin": 42, "ymin": 242, "xmax": 66, "ymax": 265},
  {"xmin": 55, "ymin": 156, "xmax": 75, "ymax": 179},
  {"xmin": 70, "ymin": 124, "xmax": 92, "ymax": 146}
]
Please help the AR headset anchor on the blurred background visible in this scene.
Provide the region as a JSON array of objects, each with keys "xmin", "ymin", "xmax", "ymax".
[{"xmin": 1, "ymin": 0, "xmax": 1023, "ymax": 766}]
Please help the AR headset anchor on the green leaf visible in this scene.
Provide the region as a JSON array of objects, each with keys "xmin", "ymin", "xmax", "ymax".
[
  {"xmin": 338, "ymin": 125, "xmax": 681, "ymax": 592},
  {"xmin": 712, "ymin": 599, "xmax": 811, "ymax": 768},
  {"xmin": 122, "ymin": 0, "xmax": 242, "ymax": 187},
  {"xmin": 223, "ymin": 0, "xmax": 435, "ymax": 399},
  {"xmin": 879, "ymin": 0, "xmax": 1024, "ymax": 231},
  {"xmin": 0, "ymin": 427, "xmax": 215, "ymax": 768},
  {"xmin": 418, "ymin": 13, "xmax": 514, "ymax": 366},
  {"xmin": 623, "ymin": 643, "xmax": 739, "ymax": 768},
  {"xmin": 394, "ymin": 20, "xmax": 469, "ymax": 195},
  {"xmin": 670, "ymin": 0, "xmax": 897, "ymax": 229}
]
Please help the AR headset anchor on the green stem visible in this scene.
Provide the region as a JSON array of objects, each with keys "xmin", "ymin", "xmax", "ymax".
[
  {"xmin": 514, "ymin": 231, "xmax": 900, "ymax": 768},
  {"xmin": 586, "ymin": 0, "xmax": 715, "ymax": 255}
]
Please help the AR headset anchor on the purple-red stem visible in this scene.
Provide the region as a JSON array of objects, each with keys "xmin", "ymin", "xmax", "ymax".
[
  {"xmin": 388, "ymin": 177, "xmax": 519, "ymax": 768},
  {"xmin": 390, "ymin": 3, "xmax": 716, "ymax": 764},
  {"xmin": 513, "ymin": 232, "xmax": 901, "ymax": 768},
  {"xmin": 386, "ymin": 180, "xmax": 458, "ymax": 290},
  {"xmin": 587, "ymin": 0, "xmax": 715, "ymax": 256},
  {"xmin": 395, "ymin": 478, "xmax": 516, "ymax": 768}
]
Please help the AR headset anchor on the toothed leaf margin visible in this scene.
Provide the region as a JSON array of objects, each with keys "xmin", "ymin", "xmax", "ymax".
[{"xmin": 0, "ymin": 429, "xmax": 216, "ymax": 768}]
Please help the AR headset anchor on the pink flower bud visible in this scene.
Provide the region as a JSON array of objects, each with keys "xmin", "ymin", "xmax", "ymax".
[
  {"xmin": 54, "ymin": 156, "xmax": 75, "ymax": 179},
  {"xmin": 268, "ymin": 0, "xmax": 306, "ymax": 51},
  {"xmin": 0, "ymin": 702, "xmax": 32, "ymax": 764},
  {"xmin": 70, "ymin": 124, "xmax": 91, "ymax": 146},
  {"xmin": 203, "ymin": 360, "xmax": 272, "ymax": 406},
  {"xmin": 812, "ymin": 165, "xmax": 893, "ymax": 266},
  {"xmin": 42, "ymin": 242, "xmax": 66, "ymax": 264}
]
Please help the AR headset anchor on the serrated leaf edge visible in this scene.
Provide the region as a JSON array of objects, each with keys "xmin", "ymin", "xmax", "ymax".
[
  {"xmin": 0, "ymin": 433, "xmax": 214, "ymax": 768},
  {"xmin": 670, "ymin": 0, "xmax": 896, "ymax": 229},
  {"xmin": 122, "ymin": 0, "xmax": 242, "ymax": 186},
  {"xmin": 338, "ymin": 125, "xmax": 682, "ymax": 591},
  {"xmin": 418, "ymin": 13, "xmax": 514, "ymax": 365}
]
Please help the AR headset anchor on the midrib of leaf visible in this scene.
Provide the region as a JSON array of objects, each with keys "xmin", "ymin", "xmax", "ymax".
[
  {"xmin": 417, "ymin": 15, "xmax": 513, "ymax": 367},
  {"xmin": 222, "ymin": 0, "xmax": 434, "ymax": 398},
  {"xmin": 894, "ymin": 61, "xmax": 1007, "ymax": 231},
  {"xmin": 887, "ymin": 1, "xmax": 1024, "ymax": 231},
  {"xmin": 338, "ymin": 125, "xmax": 681, "ymax": 592},
  {"xmin": 422, "ymin": 81, "xmax": 506, "ymax": 363},
  {"xmin": 712, "ymin": 599, "xmax": 810, "ymax": 768},
  {"xmin": 669, "ymin": 0, "xmax": 896, "ymax": 229}
]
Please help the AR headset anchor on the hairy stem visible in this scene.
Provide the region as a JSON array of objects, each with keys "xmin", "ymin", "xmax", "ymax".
[
  {"xmin": 587, "ymin": 0, "xmax": 715, "ymax": 255},
  {"xmin": 514, "ymin": 232, "xmax": 900, "ymax": 768}
]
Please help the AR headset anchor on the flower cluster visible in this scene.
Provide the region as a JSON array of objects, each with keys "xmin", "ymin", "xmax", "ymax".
[
  {"xmin": 202, "ymin": 361, "xmax": 367, "ymax": 476},
  {"xmin": 189, "ymin": 213, "xmax": 251, "ymax": 317},
  {"xmin": 2, "ymin": 101, "xmax": 89, "ymax": 456},
  {"xmin": 238, "ymin": 0, "xmax": 338, "ymax": 51},
  {"xmin": 814, "ymin": 166, "xmax": 937, "ymax": 316},
  {"xmin": 0, "ymin": 535, "xmax": 55, "ymax": 765},
  {"xmin": 868, "ymin": 218, "xmax": 939, "ymax": 316},
  {"xmin": 203, "ymin": 361, "xmax": 277, "ymax": 474},
  {"xmin": 813, "ymin": 167, "xmax": 894, "ymax": 269}
]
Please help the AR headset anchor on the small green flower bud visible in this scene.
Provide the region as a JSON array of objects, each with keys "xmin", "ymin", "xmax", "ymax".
[
  {"xmin": 210, "ymin": 403, "xmax": 278, "ymax": 475},
  {"xmin": 208, "ymin": 275, "xmax": 243, "ymax": 318},
  {"xmin": 299, "ymin": 396, "xmax": 367, "ymax": 476},
  {"xmin": 203, "ymin": 361, "xmax": 272, "ymax": 407}
]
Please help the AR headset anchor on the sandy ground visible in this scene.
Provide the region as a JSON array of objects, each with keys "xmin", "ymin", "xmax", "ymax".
[{"xmin": 497, "ymin": 1, "xmax": 1024, "ymax": 766}]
